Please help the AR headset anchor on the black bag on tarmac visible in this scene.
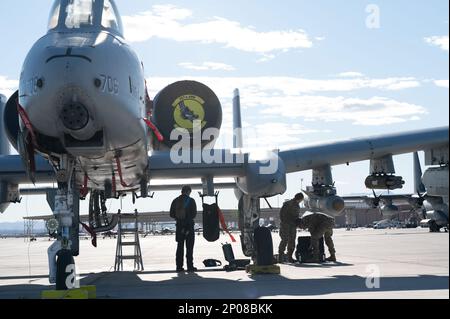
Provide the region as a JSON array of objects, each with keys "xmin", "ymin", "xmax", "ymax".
[
  {"xmin": 222, "ymin": 243, "xmax": 250, "ymax": 271},
  {"xmin": 222, "ymin": 243, "xmax": 235, "ymax": 262},
  {"xmin": 253, "ymin": 226, "xmax": 274, "ymax": 266},
  {"xmin": 202, "ymin": 203, "xmax": 220, "ymax": 242},
  {"xmin": 295, "ymin": 236, "xmax": 325, "ymax": 263}
]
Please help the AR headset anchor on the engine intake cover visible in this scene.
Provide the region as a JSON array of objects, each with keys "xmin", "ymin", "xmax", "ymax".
[
  {"xmin": 151, "ymin": 81, "xmax": 222, "ymax": 149},
  {"xmin": 3, "ymin": 91, "xmax": 20, "ymax": 151}
]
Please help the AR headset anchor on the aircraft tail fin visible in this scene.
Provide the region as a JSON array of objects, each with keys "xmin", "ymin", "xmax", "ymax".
[
  {"xmin": 233, "ymin": 89, "xmax": 243, "ymax": 148},
  {"xmin": 413, "ymin": 151, "xmax": 426, "ymax": 194}
]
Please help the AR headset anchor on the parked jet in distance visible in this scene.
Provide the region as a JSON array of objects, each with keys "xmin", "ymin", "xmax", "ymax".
[
  {"xmin": 0, "ymin": 0, "xmax": 448, "ymax": 289},
  {"xmin": 342, "ymin": 152, "xmax": 449, "ymax": 232}
]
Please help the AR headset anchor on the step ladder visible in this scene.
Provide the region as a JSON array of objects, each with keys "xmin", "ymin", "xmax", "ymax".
[{"xmin": 114, "ymin": 210, "xmax": 144, "ymax": 271}]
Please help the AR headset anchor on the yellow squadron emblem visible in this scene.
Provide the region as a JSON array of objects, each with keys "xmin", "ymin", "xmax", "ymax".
[{"xmin": 172, "ymin": 95, "xmax": 207, "ymax": 131}]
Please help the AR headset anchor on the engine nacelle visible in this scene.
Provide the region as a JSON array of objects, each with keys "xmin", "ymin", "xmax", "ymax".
[
  {"xmin": 422, "ymin": 166, "xmax": 449, "ymax": 199},
  {"xmin": 365, "ymin": 174, "xmax": 405, "ymax": 190},
  {"xmin": 3, "ymin": 91, "xmax": 66, "ymax": 159},
  {"xmin": 236, "ymin": 151, "xmax": 286, "ymax": 198},
  {"xmin": 426, "ymin": 210, "xmax": 449, "ymax": 227},
  {"xmin": 380, "ymin": 204, "xmax": 399, "ymax": 218},
  {"xmin": 2, "ymin": 91, "xmax": 20, "ymax": 152},
  {"xmin": 304, "ymin": 195, "xmax": 345, "ymax": 217},
  {"xmin": 423, "ymin": 197, "xmax": 449, "ymax": 227},
  {"xmin": 151, "ymin": 81, "xmax": 222, "ymax": 150},
  {"xmin": 0, "ymin": 181, "xmax": 20, "ymax": 213},
  {"xmin": 0, "ymin": 94, "xmax": 10, "ymax": 155}
]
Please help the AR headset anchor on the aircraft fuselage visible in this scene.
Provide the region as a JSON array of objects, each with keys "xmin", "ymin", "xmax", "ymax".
[{"xmin": 19, "ymin": 30, "xmax": 149, "ymax": 190}]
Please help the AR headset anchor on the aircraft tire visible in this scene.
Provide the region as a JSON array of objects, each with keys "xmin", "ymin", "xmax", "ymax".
[
  {"xmin": 56, "ymin": 249, "xmax": 76, "ymax": 290},
  {"xmin": 104, "ymin": 180, "xmax": 112, "ymax": 199},
  {"xmin": 254, "ymin": 226, "xmax": 274, "ymax": 266},
  {"xmin": 429, "ymin": 220, "xmax": 440, "ymax": 233},
  {"xmin": 140, "ymin": 178, "xmax": 148, "ymax": 198}
]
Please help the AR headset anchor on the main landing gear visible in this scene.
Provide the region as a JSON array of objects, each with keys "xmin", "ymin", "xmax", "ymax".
[
  {"xmin": 238, "ymin": 195, "xmax": 274, "ymax": 266},
  {"xmin": 46, "ymin": 156, "xmax": 80, "ymax": 290}
]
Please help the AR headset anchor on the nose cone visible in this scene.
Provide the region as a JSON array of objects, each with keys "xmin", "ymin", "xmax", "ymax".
[{"xmin": 60, "ymin": 101, "xmax": 90, "ymax": 131}]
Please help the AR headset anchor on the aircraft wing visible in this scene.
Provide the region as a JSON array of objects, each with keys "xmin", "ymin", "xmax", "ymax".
[
  {"xmin": 0, "ymin": 153, "xmax": 241, "ymax": 187},
  {"xmin": 278, "ymin": 126, "xmax": 448, "ymax": 173},
  {"xmin": 342, "ymin": 194, "xmax": 411, "ymax": 202},
  {"xmin": 0, "ymin": 127, "xmax": 448, "ymax": 182},
  {"xmin": 341, "ymin": 194, "xmax": 413, "ymax": 207},
  {"xmin": 0, "ymin": 155, "xmax": 54, "ymax": 184},
  {"xmin": 148, "ymin": 150, "xmax": 245, "ymax": 179},
  {"xmin": 145, "ymin": 126, "xmax": 448, "ymax": 178}
]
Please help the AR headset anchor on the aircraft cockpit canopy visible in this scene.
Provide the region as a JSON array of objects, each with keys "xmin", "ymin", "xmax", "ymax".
[{"xmin": 48, "ymin": 0, "xmax": 124, "ymax": 37}]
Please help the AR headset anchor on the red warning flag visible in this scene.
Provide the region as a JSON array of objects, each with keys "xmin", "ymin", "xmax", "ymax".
[{"xmin": 217, "ymin": 207, "xmax": 236, "ymax": 242}]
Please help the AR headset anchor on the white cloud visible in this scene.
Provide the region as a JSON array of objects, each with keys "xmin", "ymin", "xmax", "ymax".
[
  {"xmin": 123, "ymin": 5, "xmax": 313, "ymax": 55},
  {"xmin": 383, "ymin": 80, "xmax": 421, "ymax": 91},
  {"xmin": 434, "ymin": 80, "xmax": 449, "ymax": 88},
  {"xmin": 337, "ymin": 72, "xmax": 365, "ymax": 78},
  {"xmin": 260, "ymin": 96, "xmax": 427, "ymax": 126},
  {"xmin": 147, "ymin": 76, "xmax": 427, "ymax": 133},
  {"xmin": 425, "ymin": 35, "xmax": 449, "ymax": 51},
  {"xmin": 214, "ymin": 117, "xmax": 328, "ymax": 149},
  {"xmin": 243, "ymin": 123, "xmax": 325, "ymax": 148},
  {"xmin": 179, "ymin": 62, "xmax": 236, "ymax": 71},
  {"xmin": 147, "ymin": 76, "xmax": 421, "ymax": 98},
  {"xmin": 0, "ymin": 76, "xmax": 18, "ymax": 98},
  {"xmin": 256, "ymin": 54, "xmax": 276, "ymax": 63}
]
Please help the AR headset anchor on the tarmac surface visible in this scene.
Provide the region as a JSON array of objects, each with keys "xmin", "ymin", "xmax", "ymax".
[{"xmin": 0, "ymin": 228, "xmax": 448, "ymax": 299}]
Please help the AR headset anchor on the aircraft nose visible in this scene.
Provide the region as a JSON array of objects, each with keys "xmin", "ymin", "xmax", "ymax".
[{"xmin": 60, "ymin": 102, "xmax": 90, "ymax": 131}]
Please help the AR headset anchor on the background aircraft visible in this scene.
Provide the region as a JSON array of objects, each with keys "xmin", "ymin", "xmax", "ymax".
[{"xmin": 342, "ymin": 152, "xmax": 448, "ymax": 232}]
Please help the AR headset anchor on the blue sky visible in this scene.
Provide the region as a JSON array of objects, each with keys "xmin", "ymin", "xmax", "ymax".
[{"xmin": 0, "ymin": 0, "xmax": 448, "ymax": 222}]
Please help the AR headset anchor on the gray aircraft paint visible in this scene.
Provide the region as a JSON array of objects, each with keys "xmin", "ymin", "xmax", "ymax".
[
  {"xmin": 0, "ymin": 95, "xmax": 9, "ymax": 156},
  {"xmin": 17, "ymin": 0, "xmax": 147, "ymax": 190},
  {"xmin": 279, "ymin": 127, "xmax": 448, "ymax": 173}
]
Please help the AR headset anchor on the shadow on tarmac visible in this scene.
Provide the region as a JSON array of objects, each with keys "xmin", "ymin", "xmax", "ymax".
[{"xmin": 0, "ymin": 270, "xmax": 447, "ymax": 299}]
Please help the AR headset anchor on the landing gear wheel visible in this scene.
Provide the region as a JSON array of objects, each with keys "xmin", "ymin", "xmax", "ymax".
[
  {"xmin": 104, "ymin": 180, "xmax": 113, "ymax": 199},
  {"xmin": 253, "ymin": 227, "xmax": 274, "ymax": 266},
  {"xmin": 429, "ymin": 220, "xmax": 440, "ymax": 233},
  {"xmin": 56, "ymin": 249, "xmax": 75, "ymax": 290},
  {"xmin": 140, "ymin": 179, "xmax": 148, "ymax": 198}
]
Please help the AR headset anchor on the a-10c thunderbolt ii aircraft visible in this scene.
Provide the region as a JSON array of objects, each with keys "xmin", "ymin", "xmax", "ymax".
[{"xmin": 0, "ymin": 0, "xmax": 448, "ymax": 289}]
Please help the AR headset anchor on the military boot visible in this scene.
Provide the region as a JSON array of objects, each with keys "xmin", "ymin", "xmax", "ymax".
[
  {"xmin": 278, "ymin": 254, "xmax": 285, "ymax": 263},
  {"xmin": 325, "ymin": 254, "xmax": 337, "ymax": 262}
]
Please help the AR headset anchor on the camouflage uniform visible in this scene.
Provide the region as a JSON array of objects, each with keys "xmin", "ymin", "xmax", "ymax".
[
  {"xmin": 278, "ymin": 199, "xmax": 300, "ymax": 261},
  {"xmin": 300, "ymin": 212, "xmax": 336, "ymax": 261}
]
